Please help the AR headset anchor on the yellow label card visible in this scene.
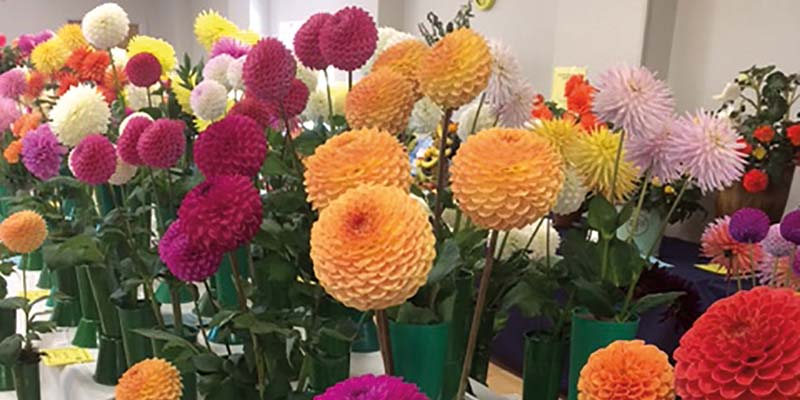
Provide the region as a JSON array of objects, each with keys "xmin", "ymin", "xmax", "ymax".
[
  {"xmin": 18, "ymin": 289, "xmax": 50, "ymax": 302},
  {"xmin": 41, "ymin": 347, "xmax": 94, "ymax": 367},
  {"xmin": 695, "ymin": 263, "xmax": 728, "ymax": 275},
  {"xmin": 551, "ymin": 66, "xmax": 587, "ymax": 108}
]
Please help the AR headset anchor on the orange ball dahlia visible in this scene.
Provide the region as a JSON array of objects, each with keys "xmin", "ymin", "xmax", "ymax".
[
  {"xmin": 675, "ymin": 287, "xmax": 800, "ymax": 399},
  {"xmin": 578, "ymin": 340, "xmax": 674, "ymax": 400},
  {"xmin": 451, "ymin": 128, "xmax": 564, "ymax": 231},
  {"xmin": 372, "ymin": 39, "xmax": 429, "ymax": 97},
  {"xmin": 115, "ymin": 358, "xmax": 183, "ymax": 400},
  {"xmin": 417, "ymin": 28, "xmax": 491, "ymax": 110},
  {"xmin": 310, "ymin": 184, "xmax": 435, "ymax": 311},
  {"xmin": 0, "ymin": 210, "xmax": 47, "ymax": 254},
  {"xmin": 345, "ymin": 68, "xmax": 415, "ymax": 135},
  {"xmin": 304, "ymin": 128, "xmax": 410, "ymax": 209}
]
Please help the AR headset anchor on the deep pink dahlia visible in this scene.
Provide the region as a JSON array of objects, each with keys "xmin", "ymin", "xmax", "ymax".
[
  {"xmin": 277, "ymin": 79, "xmax": 309, "ymax": 118},
  {"xmin": 319, "ymin": 7, "xmax": 378, "ymax": 72},
  {"xmin": 69, "ymin": 134, "xmax": 117, "ymax": 185},
  {"xmin": 177, "ymin": 175, "xmax": 262, "ymax": 254},
  {"xmin": 17, "ymin": 30, "xmax": 53, "ymax": 56},
  {"xmin": 314, "ymin": 374, "xmax": 427, "ymax": 400},
  {"xmin": 137, "ymin": 119, "xmax": 186, "ymax": 169},
  {"xmin": 125, "ymin": 52, "xmax": 162, "ymax": 87},
  {"xmin": 194, "ymin": 115, "xmax": 267, "ymax": 178},
  {"xmin": 0, "ymin": 69, "xmax": 27, "ymax": 99},
  {"xmin": 293, "ymin": 13, "xmax": 332, "ymax": 70},
  {"xmin": 117, "ymin": 114, "xmax": 153, "ymax": 165},
  {"xmin": 593, "ymin": 64, "xmax": 674, "ymax": 138},
  {"xmin": 243, "ymin": 38, "xmax": 296, "ymax": 102},
  {"xmin": 210, "ymin": 37, "xmax": 250, "ymax": 59},
  {"xmin": 159, "ymin": 219, "xmax": 223, "ymax": 282},
  {"xmin": 21, "ymin": 124, "xmax": 66, "ymax": 180},
  {"xmin": 228, "ymin": 94, "xmax": 281, "ymax": 130}
]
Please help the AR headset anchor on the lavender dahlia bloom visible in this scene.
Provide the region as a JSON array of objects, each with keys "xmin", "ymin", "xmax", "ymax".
[
  {"xmin": 314, "ymin": 374, "xmax": 427, "ymax": 400},
  {"xmin": 21, "ymin": 125, "xmax": 66, "ymax": 180},
  {"xmin": 762, "ymin": 223, "xmax": 795, "ymax": 257},
  {"xmin": 780, "ymin": 210, "xmax": 800, "ymax": 245},
  {"xmin": 624, "ymin": 117, "xmax": 682, "ymax": 183},
  {"xmin": 728, "ymin": 207, "xmax": 770, "ymax": 243}
]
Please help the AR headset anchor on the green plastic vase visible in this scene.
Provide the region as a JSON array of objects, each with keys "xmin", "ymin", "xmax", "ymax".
[
  {"xmin": 208, "ymin": 247, "xmax": 248, "ymax": 344},
  {"xmin": 567, "ymin": 313, "xmax": 639, "ymax": 400},
  {"xmin": 51, "ymin": 266, "xmax": 82, "ymax": 327},
  {"xmin": 94, "ymin": 335, "xmax": 126, "ymax": 385},
  {"xmin": 72, "ymin": 266, "xmax": 99, "ymax": 348},
  {"xmin": 0, "ymin": 309, "xmax": 16, "ymax": 391},
  {"xmin": 351, "ymin": 315, "xmax": 379, "ymax": 353},
  {"xmin": 12, "ymin": 360, "xmax": 40, "ymax": 400},
  {"xmin": 442, "ymin": 272, "xmax": 474, "ymax": 400},
  {"xmin": 35, "ymin": 266, "xmax": 50, "ymax": 290},
  {"xmin": 117, "ymin": 301, "xmax": 157, "ymax": 367},
  {"xmin": 523, "ymin": 332, "xmax": 568, "ymax": 400},
  {"xmin": 86, "ymin": 265, "xmax": 126, "ymax": 385},
  {"xmin": 390, "ymin": 321, "xmax": 450, "ymax": 400},
  {"xmin": 18, "ymin": 249, "xmax": 43, "ymax": 271}
]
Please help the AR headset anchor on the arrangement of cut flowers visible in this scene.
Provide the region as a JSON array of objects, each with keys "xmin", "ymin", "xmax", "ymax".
[{"xmin": 0, "ymin": 2, "xmax": 797, "ymax": 400}]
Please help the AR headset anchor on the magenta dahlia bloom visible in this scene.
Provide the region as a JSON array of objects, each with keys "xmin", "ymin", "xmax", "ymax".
[
  {"xmin": 624, "ymin": 117, "xmax": 682, "ymax": 183},
  {"xmin": 21, "ymin": 124, "xmax": 66, "ymax": 180},
  {"xmin": 229, "ymin": 95, "xmax": 281, "ymax": 130},
  {"xmin": 17, "ymin": 30, "xmax": 53, "ymax": 56},
  {"xmin": 243, "ymin": 38, "xmax": 296, "ymax": 102},
  {"xmin": 781, "ymin": 210, "xmax": 800, "ymax": 245},
  {"xmin": 729, "ymin": 208, "xmax": 770, "ymax": 243},
  {"xmin": 117, "ymin": 114, "xmax": 152, "ymax": 165},
  {"xmin": 0, "ymin": 97, "xmax": 21, "ymax": 131},
  {"xmin": 763, "ymin": 223, "xmax": 795, "ymax": 257},
  {"xmin": 593, "ymin": 64, "xmax": 675, "ymax": 138},
  {"xmin": 69, "ymin": 134, "xmax": 117, "ymax": 185},
  {"xmin": 137, "ymin": 119, "xmax": 186, "ymax": 169},
  {"xmin": 315, "ymin": 375, "xmax": 427, "ymax": 400},
  {"xmin": 0, "ymin": 69, "xmax": 27, "ymax": 99},
  {"xmin": 125, "ymin": 52, "xmax": 162, "ymax": 87},
  {"xmin": 319, "ymin": 7, "xmax": 378, "ymax": 72},
  {"xmin": 159, "ymin": 220, "xmax": 223, "ymax": 282},
  {"xmin": 210, "ymin": 37, "xmax": 250, "ymax": 59},
  {"xmin": 177, "ymin": 175, "xmax": 262, "ymax": 254},
  {"xmin": 294, "ymin": 13, "xmax": 332, "ymax": 70},
  {"xmin": 669, "ymin": 111, "xmax": 746, "ymax": 193},
  {"xmin": 194, "ymin": 115, "xmax": 267, "ymax": 178},
  {"xmin": 280, "ymin": 79, "xmax": 310, "ymax": 118}
]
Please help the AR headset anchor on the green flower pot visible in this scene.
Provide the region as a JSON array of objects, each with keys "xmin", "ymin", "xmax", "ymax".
[
  {"xmin": 470, "ymin": 308, "xmax": 496, "ymax": 384},
  {"xmin": 19, "ymin": 249, "xmax": 43, "ymax": 271},
  {"xmin": 309, "ymin": 329, "xmax": 351, "ymax": 393},
  {"xmin": 208, "ymin": 247, "xmax": 248, "ymax": 344},
  {"xmin": 51, "ymin": 266, "xmax": 82, "ymax": 327},
  {"xmin": 86, "ymin": 266, "xmax": 121, "ymax": 337},
  {"xmin": 442, "ymin": 271, "xmax": 474, "ymax": 400},
  {"xmin": 35, "ymin": 266, "xmax": 50, "ymax": 290},
  {"xmin": 351, "ymin": 316, "xmax": 379, "ymax": 353},
  {"xmin": 567, "ymin": 313, "xmax": 639, "ymax": 400},
  {"xmin": 390, "ymin": 321, "xmax": 450, "ymax": 400},
  {"xmin": 94, "ymin": 335, "xmax": 126, "ymax": 385},
  {"xmin": 117, "ymin": 301, "xmax": 156, "ymax": 367},
  {"xmin": 72, "ymin": 265, "xmax": 100, "ymax": 348},
  {"xmin": 523, "ymin": 332, "xmax": 568, "ymax": 400},
  {"xmin": 0, "ymin": 309, "xmax": 16, "ymax": 391},
  {"xmin": 152, "ymin": 326, "xmax": 198, "ymax": 400},
  {"xmin": 155, "ymin": 281, "xmax": 193, "ymax": 304},
  {"xmin": 0, "ymin": 185, "xmax": 7, "ymax": 221},
  {"xmin": 12, "ymin": 360, "xmax": 40, "ymax": 400}
]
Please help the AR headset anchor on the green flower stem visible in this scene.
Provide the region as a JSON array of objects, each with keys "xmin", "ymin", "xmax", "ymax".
[
  {"xmin": 600, "ymin": 238, "xmax": 611, "ymax": 281},
  {"xmin": 608, "ymin": 130, "xmax": 627, "ymax": 203},
  {"xmin": 21, "ymin": 254, "xmax": 31, "ymax": 351},
  {"xmin": 545, "ymin": 216, "xmax": 552, "ymax": 269},
  {"xmin": 192, "ymin": 289, "xmax": 212, "ymax": 352},
  {"xmin": 495, "ymin": 230, "xmax": 510, "ymax": 260},
  {"xmin": 626, "ymin": 169, "xmax": 652, "ymax": 244},
  {"xmin": 323, "ymin": 69, "xmax": 334, "ymax": 120},
  {"xmin": 227, "ymin": 253, "xmax": 266, "ymax": 399},
  {"xmin": 148, "ymin": 168, "xmax": 165, "ymax": 235},
  {"xmin": 453, "ymin": 209, "xmax": 463, "ymax": 234},
  {"xmin": 645, "ymin": 180, "xmax": 690, "ymax": 259},
  {"xmin": 169, "ymin": 284, "xmax": 184, "ymax": 337},
  {"xmin": 469, "ymin": 92, "xmax": 487, "ymax": 136},
  {"xmin": 107, "ymin": 50, "xmax": 126, "ymax": 110},
  {"xmin": 523, "ymin": 218, "xmax": 546, "ymax": 251},
  {"xmin": 142, "ymin": 278, "xmax": 166, "ymax": 329},
  {"xmin": 432, "ymin": 108, "xmax": 454, "ymax": 238}
]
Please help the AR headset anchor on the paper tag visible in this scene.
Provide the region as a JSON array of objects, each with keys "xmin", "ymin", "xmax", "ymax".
[
  {"xmin": 18, "ymin": 289, "xmax": 50, "ymax": 302},
  {"xmin": 41, "ymin": 347, "xmax": 94, "ymax": 367},
  {"xmin": 695, "ymin": 263, "xmax": 727, "ymax": 275},
  {"xmin": 550, "ymin": 66, "xmax": 587, "ymax": 108}
]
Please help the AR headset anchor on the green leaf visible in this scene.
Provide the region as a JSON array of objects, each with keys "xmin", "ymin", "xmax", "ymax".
[
  {"xmin": 132, "ymin": 328, "xmax": 197, "ymax": 353},
  {"xmin": 617, "ymin": 202, "xmax": 634, "ymax": 226},
  {"xmin": 574, "ymin": 279, "xmax": 617, "ymax": 319},
  {"xmin": 293, "ymin": 130, "xmax": 326, "ymax": 156},
  {"xmin": 587, "ymin": 196, "xmax": 618, "ymax": 238},
  {"xmin": 607, "ymin": 239, "xmax": 645, "ymax": 286},
  {"xmin": 140, "ymin": 107, "xmax": 163, "ymax": 119},
  {"xmin": 0, "ymin": 335, "xmax": 22, "ymax": 366},
  {"xmin": 0, "ymin": 297, "xmax": 26, "ymax": 310},
  {"xmin": 426, "ymin": 239, "xmax": 461, "ymax": 285},
  {"xmin": 394, "ymin": 302, "xmax": 439, "ymax": 325},
  {"xmin": 42, "ymin": 235, "xmax": 103, "ymax": 270},
  {"xmin": 261, "ymin": 154, "xmax": 293, "ymax": 177},
  {"xmin": 192, "ymin": 353, "xmax": 223, "ymax": 373},
  {"xmin": 632, "ymin": 291, "xmax": 684, "ymax": 315}
]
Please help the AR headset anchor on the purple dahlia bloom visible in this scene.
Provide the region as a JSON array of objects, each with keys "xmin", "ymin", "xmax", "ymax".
[
  {"xmin": 728, "ymin": 207, "xmax": 770, "ymax": 243},
  {"xmin": 780, "ymin": 210, "xmax": 800, "ymax": 245},
  {"xmin": 21, "ymin": 124, "xmax": 66, "ymax": 180}
]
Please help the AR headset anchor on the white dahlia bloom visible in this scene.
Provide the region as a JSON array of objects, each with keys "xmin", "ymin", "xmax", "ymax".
[
  {"xmin": 119, "ymin": 111, "xmax": 153, "ymax": 135},
  {"xmin": 190, "ymin": 80, "xmax": 228, "ymax": 121},
  {"xmin": 109, "ymin": 47, "xmax": 128, "ymax": 70},
  {"xmin": 552, "ymin": 166, "xmax": 589, "ymax": 215},
  {"xmin": 486, "ymin": 40, "xmax": 522, "ymax": 110},
  {"xmin": 50, "ymin": 84, "xmax": 111, "ymax": 146},
  {"xmin": 124, "ymin": 85, "xmax": 160, "ymax": 111},
  {"xmin": 203, "ymin": 54, "xmax": 234, "ymax": 89},
  {"xmin": 407, "ymin": 97, "xmax": 443, "ymax": 136},
  {"xmin": 456, "ymin": 101, "xmax": 497, "ymax": 141},
  {"xmin": 226, "ymin": 56, "xmax": 245, "ymax": 91},
  {"xmin": 497, "ymin": 80, "xmax": 536, "ymax": 128},
  {"xmin": 108, "ymin": 156, "xmax": 137, "ymax": 185},
  {"xmin": 81, "ymin": 3, "xmax": 130, "ymax": 49},
  {"xmin": 296, "ymin": 61, "xmax": 318, "ymax": 92},
  {"xmin": 498, "ymin": 218, "xmax": 560, "ymax": 262},
  {"xmin": 302, "ymin": 90, "xmax": 328, "ymax": 122}
]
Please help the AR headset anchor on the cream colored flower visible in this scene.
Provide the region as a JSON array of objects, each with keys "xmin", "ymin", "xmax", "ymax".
[{"xmin": 81, "ymin": 3, "xmax": 130, "ymax": 49}]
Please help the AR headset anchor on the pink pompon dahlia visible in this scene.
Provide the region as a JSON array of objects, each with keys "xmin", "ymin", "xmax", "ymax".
[
  {"xmin": 0, "ymin": 98, "xmax": 21, "ymax": 131},
  {"xmin": 21, "ymin": 124, "xmax": 66, "ymax": 180},
  {"xmin": 624, "ymin": 117, "xmax": 682, "ymax": 183},
  {"xmin": 137, "ymin": 119, "xmax": 186, "ymax": 169},
  {"xmin": 762, "ymin": 223, "xmax": 795, "ymax": 257},
  {"xmin": 117, "ymin": 113, "xmax": 153, "ymax": 166},
  {"xmin": 593, "ymin": 64, "xmax": 675, "ymax": 138},
  {"xmin": 279, "ymin": 79, "xmax": 310, "ymax": 118},
  {"xmin": 69, "ymin": 134, "xmax": 117, "ymax": 185},
  {"xmin": 159, "ymin": 219, "xmax": 223, "ymax": 282},
  {"xmin": 669, "ymin": 111, "xmax": 746, "ymax": 193},
  {"xmin": 319, "ymin": 6, "xmax": 378, "ymax": 72},
  {"xmin": 194, "ymin": 115, "xmax": 267, "ymax": 178},
  {"xmin": 177, "ymin": 175, "xmax": 262, "ymax": 254},
  {"xmin": 17, "ymin": 30, "xmax": 53, "ymax": 57},
  {"xmin": 210, "ymin": 37, "xmax": 250, "ymax": 59},
  {"xmin": 757, "ymin": 254, "xmax": 800, "ymax": 290},
  {"xmin": 243, "ymin": 38, "xmax": 296, "ymax": 102},
  {"xmin": 229, "ymin": 94, "xmax": 281, "ymax": 130},
  {"xmin": 315, "ymin": 374, "xmax": 427, "ymax": 400},
  {"xmin": 293, "ymin": 12, "xmax": 332, "ymax": 70},
  {"xmin": 125, "ymin": 52, "xmax": 162, "ymax": 88},
  {"xmin": 0, "ymin": 69, "xmax": 27, "ymax": 99},
  {"xmin": 701, "ymin": 215, "xmax": 763, "ymax": 276}
]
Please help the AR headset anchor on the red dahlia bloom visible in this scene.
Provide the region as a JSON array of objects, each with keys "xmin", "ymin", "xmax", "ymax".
[
  {"xmin": 753, "ymin": 125, "xmax": 775, "ymax": 143},
  {"xmin": 787, "ymin": 124, "xmax": 800, "ymax": 146},
  {"xmin": 318, "ymin": 6, "xmax": 378, "ymax": 72},
  {"xmin": 293, "ymin": 13, "xmax": 332, "ymax": 70},
  {"xmin": 742, "ymin": 169, "xmax": 769, "ymax": 193}
]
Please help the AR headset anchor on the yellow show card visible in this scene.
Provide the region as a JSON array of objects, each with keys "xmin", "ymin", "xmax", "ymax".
[
  {"xmin": 17, "ymin": 289, "xmax": 50, "ymax": 302},
  {"xmin": 550, "ymin": 66, "xmax": 587, "ymax": 108},
  {"xmin": 41, "ymin": 347, "xmax": 94, "ymax": 367},
  {"xmin": 695, "ymin": 263, "xmax": 728, "ymax": 275}
]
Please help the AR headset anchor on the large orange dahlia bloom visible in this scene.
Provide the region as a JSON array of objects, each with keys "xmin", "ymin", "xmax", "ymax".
[
  {"xmin": 417, "ymin": 28, "xmax": 491, "ymax": 110},
  {"xmin": 0, "ymin": 210, "xmax": 47, "ymax": 254},
  {"xmin": 372, "ymin": 39, "xmax": 429, "ymax": 97},
  {"xmin": 310, "ymin": 185, "xmax": 435, "ymax": 311},
  {"xmin": 345, "ymin": 68, "xmax": 416, "ymax": 134},
  {"xmin": 451, "ymin": 128, "xmax": 564, "ymax": 231},
  {"xmin": 578, "ymin": 340, "xmax": 675, "ymax": 400},
  {"xmin": 304, "ymin": 128, "xmax": 410, "ymax": 209},
  {"xmin": 115, "ymin": 358, "xmax": 183, "ymax": 400}
]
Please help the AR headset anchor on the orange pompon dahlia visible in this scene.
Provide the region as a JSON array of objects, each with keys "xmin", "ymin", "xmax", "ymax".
[
  {"xmin": 578, "ymin": 340, "xmax": 674, "ymax": 400},
  {"xmin": 451, "ymin": 128, "xmax": 564, "ymax": 231},
  {"xmin": 115, "ymin": 358, "xmax": 183, "ymax": 400},
  {"xmin": 345, "ymin": 68, "xmax": 415, "ymax": 135},
  {"xmin": 12, "ymin": 111, "xmax": 42, "ymax": 138},
  {"xmin": 304, "ymin": 128, "xmax": 410, "ymax": 209},
  {"xmin": 24, "ymin": 71, "xmax": 46, "ymax": 101},
  {"xmin": 0, "ymin": 210, "xmax": 47, "ymax": 254},
  {"xmin": 417, "ymin": 28, "xmax": 491, "ymax": 110},
  {"xmin": 372, "ymin": 39, "xmax": 429, "ymax": 97},
  {"xmin": 3, "ymin": 140, "xmax": 22, "ymax": 164},
  {"xmin": 310, "ymin": 184, "xmax": 435, "ymax": 311}
]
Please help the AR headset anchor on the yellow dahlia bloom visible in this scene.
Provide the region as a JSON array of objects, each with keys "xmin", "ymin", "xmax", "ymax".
[
  {"xmin": 304, "ymin": 128, "xmax": 410, "ymax": 209},
  {"xmin": 568, "ymin": 126, "xmax": 639, "ymax": 203},
  {"xmin": 56, "ymin": 24, "xmax": 88, "ymax": 52},
  {"xmin": 418, "ymin": 28, "xmax": 491, "ymax": 110},
  {"xmin": 0, "ymin": 210, "xmax": 47, "ymax": 254},
  {"xmin": 228, "ymin": 30, "xmax": 259, "ymax": 46},
  {"xmin": 31, "ymin": 38, "xmax": 69, "ymax": 75},
  {"xmin": 372, "ymin": 39, "xmax": 429, "ymax": 97},
  {"xmin": 116, "ymin": 358, "xmax": 183, "ymax": 400},
  {"xmin": 345, "ymin": 69, "xmax": 416, "ymax": 135},
  {"xmin": 451, "ymin": 128, "xmax": 564, "ymax": 231},
  {"xmin": 579, "ymin": 340, "xmax": 674, "ymax": 400},
  {"xmin": 530, "ymin": 118, "xmax": 583, "ymax": 163},
  {"xmin": 169, "ymin": 71, "xmax": 196, "ymax": 114},
  {"xmin": 194, "ymin": 10, "xmax": 239, "ymax": 50},
  {"xmin": 310, "ymin": 184, "xmax": 435, "ymax": 311},
  {"xmin": 127, "ymin": 35, "xmax": 176, "ymax": 76}
]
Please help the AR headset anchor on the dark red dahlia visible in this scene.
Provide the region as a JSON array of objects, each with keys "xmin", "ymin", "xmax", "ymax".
[
  {"xmin": 159, "ymin": 220, "xmax": 223, "ymax": 282},
  {"xmin": 125, "ymin": 52, "xmax": 162, "ymax": 88},
  {"xmin": 242, "ymin": 38, "xmax": 296, "ymax": 102},
  {"xmin": 278, "ymin": 79, "xmax": 310, "ymax": 118},
  {"xmin": 137, "ymin": 119, "xmax": 186, "ymax": 169},
  {"xmin": 318, "ymin": 6, "xmax": 378, "ymax": 72},
  {"xmin": 194, "ymin": 115, "xmax": 267, "ymax": 178},
  {"xmin": 228, "ymin": 94, "xmax": 281, "ymax": 130},
  {"xmin": 293, "ymin": 12, "xmax": 332, "ymax": 70}
]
